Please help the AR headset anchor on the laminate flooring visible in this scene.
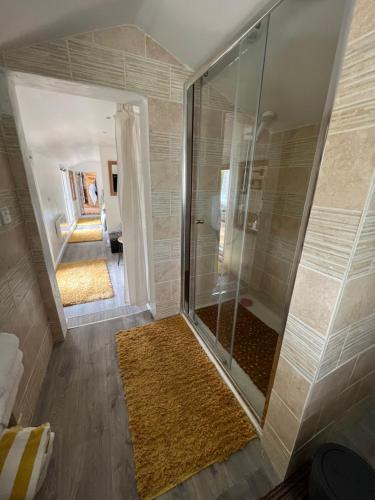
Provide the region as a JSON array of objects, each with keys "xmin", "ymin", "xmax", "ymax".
[
  {"xmin": 33, "ymin": 313, "xmax": 375, "ymax": 499},
  {"xmin": 33, "ymin": 313, "xmax": 277, "ymax": 500}
]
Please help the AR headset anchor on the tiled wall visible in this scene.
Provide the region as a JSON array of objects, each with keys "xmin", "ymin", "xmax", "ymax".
[
  {"xmin": 0, "ymin": 25, "xmax": 192, "ymax": 320},
  {"xmin": 0, "ymin": 113, "xmax": 53, "ymax": 425},
  {"xmin": 261, "ymin": 0, "xmax": 375, "ymax": 479},
  {"xmin": 249, "ymin": 125, "xmax": 319, "ymax": 313}
]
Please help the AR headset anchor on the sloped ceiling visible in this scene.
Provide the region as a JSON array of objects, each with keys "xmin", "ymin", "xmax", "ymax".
[{"xmin": 0, "ymin": 0, "xmax": 266, "ymax": 69}]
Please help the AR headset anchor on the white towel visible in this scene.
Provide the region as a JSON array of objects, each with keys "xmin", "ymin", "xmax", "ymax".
[
  {"xmin": 0, "ymin": 352, "xmax": 24, "ymax": 427},
  {"xmin": 0, "ymin": 333, "xmax": 19, "ymax": 396}
]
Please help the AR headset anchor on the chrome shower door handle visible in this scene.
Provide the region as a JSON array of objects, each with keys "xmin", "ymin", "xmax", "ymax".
[{"xmin": 195, "ymin": 219, "xmax": 205, "ymax": 224}]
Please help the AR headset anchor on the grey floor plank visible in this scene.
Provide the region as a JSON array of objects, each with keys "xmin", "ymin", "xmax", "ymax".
[{"xmin": 33, "ymin": 313, "xmax": 276, "ymax": 500}]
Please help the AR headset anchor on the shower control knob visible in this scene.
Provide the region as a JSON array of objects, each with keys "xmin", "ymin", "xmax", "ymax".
[{"xmin": 195, "ymin": 219, "xmax": 205, "ymax": 224}]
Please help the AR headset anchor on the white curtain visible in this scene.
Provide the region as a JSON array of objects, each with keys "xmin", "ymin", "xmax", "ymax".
[{"xmin": 114, "ymin": 104, "xmax": 153, "ymax": 307}]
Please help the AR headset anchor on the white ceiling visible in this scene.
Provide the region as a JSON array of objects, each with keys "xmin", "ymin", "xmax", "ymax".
[
  {"xmin": 16, "ymin": 86, "xmax": 117, "ymax": 166},
  {"xmin": 211, "ymin": 0, "xmax": 345, "ymax": 131},
  {"xmin": 0, "ymin": 0, "xmax": 266, "ymax": 69}
]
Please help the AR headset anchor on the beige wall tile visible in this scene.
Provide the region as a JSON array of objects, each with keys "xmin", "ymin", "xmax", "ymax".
[
  {"xmin": 261, "ymin": 422, "xmax": 291, "ymax": 481},
  {"xmin": 151, "ymin": 161, "xmax": 180, "ymax": 191},
  {"xmin": 348, "ymin": 0, "xmax": 375, "ymax": 43},
  {"xmin": 146, "ymin": 36, "xmax": 182, "ymax": 66},
  {"xmin": 154, "ymin": 300, "xmax": 180, "ymax": 319},
  {"xmin": 290, "ymin": 266, "xmax": 341, "ymax": 335},
  {"xmin": 278, "ymin": 167, "xmax": 311, "ymax": 194},
  {"xmin": 350, "ymin": 345, "xmax": 375, "ymax": 385},
  {"xmin": 0, "ymin": 152, "xmax": 15, "ymax": 189},
  {"xmin": 4, "ymin": 41, "xmax": 70, "ymax": 79},
  {"xmin": 93, "ymin": 26, "xmax": 145, "ymax": 55},
  {"xmin": 194, "ymin": 108, "xmax": 223, "ymax": 138},
  {"xmin": 154, "ymin": 259, "xmax": 180, "ymax": 283},
  {"xmin": 333, "ymin": 272, "xmax": 375, "ymax": 332},
  {"xmin": 357, "ymin": 370, "xmax": 375, "ymax": 400},
  {"xmin": 68, "ymin": 39, "xmax": 125, "ymax": 89},
  {"xmin": 317, "ymin": 380, "xmax": 361, "ymax": 430},
  {"xmin": 7, "ymin": 152, "xmax": 28, "ymax": 188},
  {"xmin": 155, "ymin": 281, "xmax": 172, "ymax": 303},
  {"xmin": 314, "ymin": 128, "xmax": 375, "ymax": 211},
  {"xmin": 148, "ymin": 98, "xmax": 183, "ymax": 134},
  {"xmin": 281, "ymin": 315, "xmax": 325, "ymax": 382},
  {"xmin": 272, "ymin": 355, "xmax": 311, "ymax": 419},
  {"xmin": 170, "ymin": 279, "xmax": 180, "ymax": 298},
  {"xmin": 305, "ymin": 357, "xmax": 356, "ymax": 418},
  {"xmin": 152, "ymin": 215, "xmax": 180, "ymax": 240},
  {"xmin": 294, "ymin": 411, "xmax": 320, "ymax": 450},
  {"xmin": 0, "ymin": 225, "xmax": 30, "ymax": 275},
  {"xmin": 266, "ymin": 391, "xmax": 300, "ymax": 452},
  {"xmin": 69, "ymin": 32, "xmax": 94, "ymax": 43}
]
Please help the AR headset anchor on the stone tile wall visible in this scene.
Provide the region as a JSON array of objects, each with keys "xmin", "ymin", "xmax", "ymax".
[
  {"xmin": 261, "ymin": 0, "xmax": 375, "ymax": 479},
  {"xmin": 0, "ymin": 113, "xmax": 53, "ymax": 425},
  {"xmin": 0, "ymin": 25, "xmax": 192, "ymax": 321}
]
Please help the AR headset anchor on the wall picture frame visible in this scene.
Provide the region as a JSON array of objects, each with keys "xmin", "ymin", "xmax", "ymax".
[{"xmin": 108, "ymin": 160, "xmax": 118, "ymax": 196}]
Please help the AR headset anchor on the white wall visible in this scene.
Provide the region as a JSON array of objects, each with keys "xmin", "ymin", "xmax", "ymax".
[
  {"xmin": 31, "ymin": 151, "xmax": 72, "ymax": 265},
  {"xmin": 99, "ymin": 145, "xmax": 121, "ymax": 233}
]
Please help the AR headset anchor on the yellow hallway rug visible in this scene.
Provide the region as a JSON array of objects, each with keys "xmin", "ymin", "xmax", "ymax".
[
  {"xmin": 76, "ymin": 216, "xmax": 101, "ymax": 226},
  {"xmin": 68, "ymin": 228, "xmax": 102, "ymax": 243},
  {"xmin": 56, "ymin": 259, "xmax": 113, "ymax": 306},
  {"xmin": 116, "ymin": 315, "xmax": 257, "ymax": 499}
]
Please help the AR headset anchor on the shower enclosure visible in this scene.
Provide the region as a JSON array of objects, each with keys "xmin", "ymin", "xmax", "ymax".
[{"xmin": 182, "ymin": 0, "xmax": 349, "ymax": 419}]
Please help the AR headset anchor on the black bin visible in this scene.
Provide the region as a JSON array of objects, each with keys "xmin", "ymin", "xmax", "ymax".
[
  {"xmin": 309, "ymin": 443, "xmax": 375, "ymax": 499},
  {"xmin": 109, "ymin": 231, "xmax": 122, "ymax": 253}
]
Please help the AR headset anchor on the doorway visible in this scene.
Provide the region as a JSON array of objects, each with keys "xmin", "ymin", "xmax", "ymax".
[{"xmin": 8, "ymin": 72, "xmax": 154, "ymax": 329}]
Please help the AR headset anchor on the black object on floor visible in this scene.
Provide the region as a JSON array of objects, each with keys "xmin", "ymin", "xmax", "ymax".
[
  {"xmin": 310, "ymin": 443, "xmax": 375, "ymax": 499},
  {"xmin": 109, "ymin": 231, "xmax": 122, "ymax": 253}
]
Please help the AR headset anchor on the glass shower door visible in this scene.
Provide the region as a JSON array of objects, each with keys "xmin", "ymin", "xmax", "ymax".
[{"xmin": 188, "ymin": 20, "xmax": 269, "ymax": 367}]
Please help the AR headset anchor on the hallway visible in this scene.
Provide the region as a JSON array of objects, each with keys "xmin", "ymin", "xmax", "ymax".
[{"xmin": 59, "ymin": 219, "xmax": 145, "ymax": 327}]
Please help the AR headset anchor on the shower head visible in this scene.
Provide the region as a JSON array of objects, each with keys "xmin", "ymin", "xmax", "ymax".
[
  {"xmin": 260, "ymin": 110, "xmax": 277, "ymax": 124},
  {"xmin": 256, "ymin": 110, "xmax": 277, "ymax": 139}
]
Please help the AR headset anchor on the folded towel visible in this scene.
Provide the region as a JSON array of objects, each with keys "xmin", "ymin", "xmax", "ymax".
[
  {"xmin": 0, "ymin": 334, "xmax": 19, "ymax": 396},
  {"xmin": 0, "ymin": 423, "xmax": 51, "ymax": 500},
  {"xmin": 0, "ymin": 353, "xmax": 24, "ymax": 428}
]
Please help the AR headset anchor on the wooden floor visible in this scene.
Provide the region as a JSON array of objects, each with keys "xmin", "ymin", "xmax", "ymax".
[
  {"xmin": 60, "ymin": 225, "xmax": 145, "ymax": 328},
  {"xmin": 33, "ymin": 313, "xmax": 277, "ymax": 500}
]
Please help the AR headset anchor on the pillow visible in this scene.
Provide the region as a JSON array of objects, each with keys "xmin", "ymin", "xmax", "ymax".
[{"xmin": 0, "ymin": 423, "xmax": 51, "ymax": 500}]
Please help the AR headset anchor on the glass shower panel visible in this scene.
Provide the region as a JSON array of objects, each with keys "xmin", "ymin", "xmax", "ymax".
[
  {"xmin": 229, "ymin": 0, "xmax": 346, "ymax": 417},
  {"xmin": 214, "ymin": 21, "xmax": 269, "ymax": 366},
  {"xmin": 189, "ymin": 21, "xmax": 269, "ymax": 367},
  {"xmin": 189, "ymin": 44, "xmax": 241, "ymax": 353}
]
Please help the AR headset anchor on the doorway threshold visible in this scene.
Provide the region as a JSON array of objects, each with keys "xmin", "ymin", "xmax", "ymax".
[{"xmin": 67, "ymin": 304, "xmax": 149, "ymax": 329}]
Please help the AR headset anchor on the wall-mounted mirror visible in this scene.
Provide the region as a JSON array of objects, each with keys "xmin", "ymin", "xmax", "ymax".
[{"xmin": 108, "ymin": 160, "xmax": 118, "ymax": 196}]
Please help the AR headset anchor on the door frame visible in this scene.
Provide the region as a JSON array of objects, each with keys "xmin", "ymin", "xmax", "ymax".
[{"xmin": 6, "ymin": 70, "xmax": 155, "ymax": 336}]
